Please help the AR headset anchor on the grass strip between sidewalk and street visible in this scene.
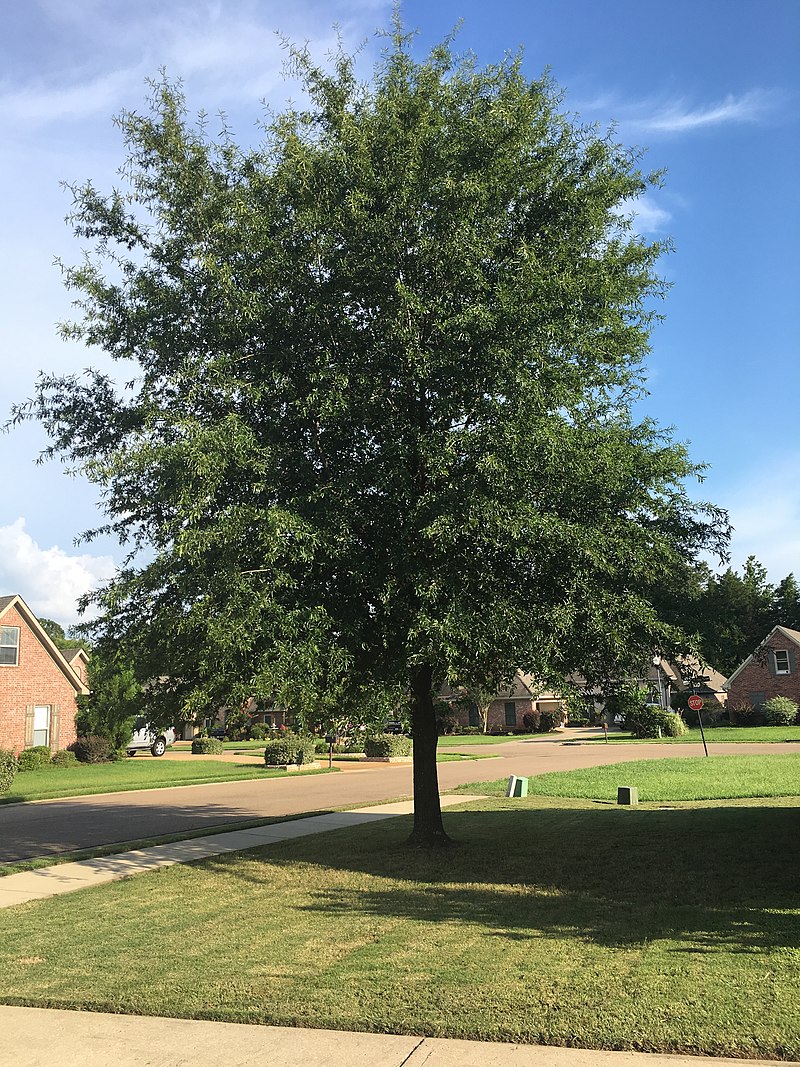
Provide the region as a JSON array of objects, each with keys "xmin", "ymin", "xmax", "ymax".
[
  {"xmin": 1, "ymin": 761, "xmax": 337, "ymax": 805},
  {"xmin": 0, "ymin": 783, "xmax": 797, "ymax": 1059}
]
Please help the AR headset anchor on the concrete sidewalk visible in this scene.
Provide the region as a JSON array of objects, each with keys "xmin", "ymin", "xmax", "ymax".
[
  {"xmin": 0, "ymin": 795, "xmax": 484, "ymax": 908},
  {"xmin": 1, "ymin": 1005, "xmax": 787, "ymax": 1067}
]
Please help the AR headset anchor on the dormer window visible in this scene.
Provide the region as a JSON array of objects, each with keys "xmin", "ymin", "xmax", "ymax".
[
  {"xmin": 774, "ymin": 650, "xmax": 791, "ymax": 675},
  {"xmin": 0, "ymin": 626, "xmax": 20, "ymax": 666}
]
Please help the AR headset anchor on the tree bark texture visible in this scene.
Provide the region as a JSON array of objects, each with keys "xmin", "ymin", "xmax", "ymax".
[{"xmin": 408, "ymin": 664, "xmax": 451, "ymax": 847}]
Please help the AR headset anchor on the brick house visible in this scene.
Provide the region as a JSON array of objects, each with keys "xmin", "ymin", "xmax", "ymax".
[
  {"xmin": 444, "ymin": 671, "xmax": 544, "ymax": 732},
  {"xmin": 724, "ymin": 625, "xmax": 800, "ymax": 710},
  {"xmin": 0, "ymin": 595, "xmax": 89, "ymax": 753}
]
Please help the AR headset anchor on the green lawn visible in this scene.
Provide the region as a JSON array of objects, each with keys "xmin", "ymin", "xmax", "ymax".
[
  {"xmin": 455, "ymin": 753, "xmax": 800, "ymax": 803},
  {"xmin": 1, "ymin": 792, "xmax": 797, "ymax": 1058},
  {"xmin": 585, "ymin": 725, "xmax": 800, "ymax": 744},
  {"xmin": 1, "ymin": 760, "xmax": 334, "ymax": 804},
  {"xmin": 437, "ymin": 733, "xmax": 531, "ymax": 745}
]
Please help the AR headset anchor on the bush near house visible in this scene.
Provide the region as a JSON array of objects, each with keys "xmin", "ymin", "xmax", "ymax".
[
  {"xmin": 729, "ymin": 702, "xmax": 766, "ymax": 727},
  {"xmin": 364, "ymin": 734, "xmax": 412, "ymax": 758},
  {"xmin": 17, "ymin": 746, "xmax": 54, "ymax": 772},
  {"xmin": 0, "ymin": 749, "xmax": 18, "ymax": 793},
  {"xmin": 191, "ymin": 736, "xmax": 225, "ymax": 755},
  {"xmin": 50, "ymin": 749, "xmax": 79, "ymax": 768},
  {"xmin": 627, "ymin": 707, "xmax": 688, "ymax": 739},
  {"xmin": 522, "ymin": 709, "xmax": 564, "ymax": 733},
  {"xmin": 68, "ymin": 735, "xmax": 113, "ymax": 763},
  {"xmin": 762, "ymin": 696, "xmax": 799, "ymax": 726},
  {"xmin": 263, "ymin": 736, "xmax": 317, "ymax": 766}
]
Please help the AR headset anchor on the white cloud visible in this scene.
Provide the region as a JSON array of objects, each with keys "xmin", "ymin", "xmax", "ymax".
[
  {"xmin": 0, "ymin": 519, "xmax": 116, "ymax": 628},
  {"xmin": 1, "ymin": 0, "xmax": 392, "ymax": 129},
  {"xmin": 636, "ymin": 89, "xmax": 783, "ymax": 134},
  {"xmin": 575, "ymin": 87, "xmax": 786, "ymax": 139},
  {"xmin": 615, "ymin": 193, "xmax": 671, "ymax": 235}
]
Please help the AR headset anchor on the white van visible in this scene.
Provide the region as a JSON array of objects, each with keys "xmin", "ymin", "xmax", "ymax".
[{"xmin": 126, "ymin": 717, "xmax": 176, "ymax": 757}]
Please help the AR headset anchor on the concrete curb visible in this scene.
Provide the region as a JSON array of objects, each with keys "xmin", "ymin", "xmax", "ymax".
[{"xmin": 0, "ymin": 1006, "xmax": 788, "ymax": 1067}]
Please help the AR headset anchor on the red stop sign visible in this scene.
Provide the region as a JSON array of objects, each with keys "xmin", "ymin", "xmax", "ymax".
[{"xmin": 687, "ymin": 695, "xmax": 703, "ymax": 711}]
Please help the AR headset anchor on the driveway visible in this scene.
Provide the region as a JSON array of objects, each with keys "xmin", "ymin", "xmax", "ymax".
[{"xmin": 1, "ymin": 734, "xmax": 795, "ymax": 864}]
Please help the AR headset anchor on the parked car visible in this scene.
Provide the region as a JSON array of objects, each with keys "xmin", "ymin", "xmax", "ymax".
[{"xmin": 126, "ymin": 717, "xmax": 176, "ymax": 757}]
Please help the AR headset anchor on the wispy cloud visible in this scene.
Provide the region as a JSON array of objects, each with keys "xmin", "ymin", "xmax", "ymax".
[
  {"xmin": 575, "ymin": 87, "xmax": 787, "ymax": 138},
  {"xmin": 615, "ymin": 193, "xmax": 671, "ymax": 235},
  {"xmin": 635, "ymin": 89, "xmax": 784, "ymax": 133},
  {"xmin": 2, "ymin": 0, "xmax": 391, "ymax": 129},
  {"xmin": 0, "ymin": 519, "xmax": 116, "ymax": 627}
]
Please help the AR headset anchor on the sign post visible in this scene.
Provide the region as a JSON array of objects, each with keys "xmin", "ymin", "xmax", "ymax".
[{"xmin": 687, "ymin": 693, "xmax": 708, "ymax": 757}]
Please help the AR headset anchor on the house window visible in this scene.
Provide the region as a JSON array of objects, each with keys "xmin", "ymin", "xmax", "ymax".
[
  {"xmin": 504, "ymin": 702, "xmax": 517, "ymax": 727},
  {"xmin": 0, "ymin": 626, "xmax": 20, "ymax": 666},
  {"xmin": 33, "ymin": 705, "xmax": 51, "ymax": 747},
  {"xmin": 468, "ymin": 703, "xmax": 479, "ymax": 728},
  {"xmin": 774, "ymin": 650, "xmax": 791, "ymax": 675}
]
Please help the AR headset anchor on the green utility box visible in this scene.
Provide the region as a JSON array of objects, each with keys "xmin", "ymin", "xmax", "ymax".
[
  {"xmin": 617, "ymin": 785, "xmax": 639, "ymax": 805},
  {"xmin": 506, "ymin": 775, "xmax": 529, "ymax": 798}
]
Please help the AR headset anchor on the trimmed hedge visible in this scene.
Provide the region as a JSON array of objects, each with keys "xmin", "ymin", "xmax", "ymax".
[
  {"xmin": 17, "ymin": 746, "xmax": 53, "ymax": 772},
  {"xmin": 763, "ymin": 696, "xmax": 799, "ymax": 726},
  {"xmin": 191, "ymin": 735, "xmax": 225, "ymax": 755},
  {"xmin": 50, "ymin": 749, "xmax": 79, "ymax": 768},
  {"xmin": 364, "ymin": 733, "xmax": 412, "ymax": 758},
  {"xmin": 68, "ymin": 735, "xmax": 112, "ymax": 763},
  {"xmin": 263, "ymin": 736, "xmax": 317, "ymax": 766},
  {"xmin": 0, "ymin": 749, "xmax": 18, "ymax": 793}
]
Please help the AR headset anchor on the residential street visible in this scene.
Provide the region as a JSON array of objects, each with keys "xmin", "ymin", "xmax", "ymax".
[{"xmin": 1, "ymin": 735, "xmax": 795, "ymax": 863}]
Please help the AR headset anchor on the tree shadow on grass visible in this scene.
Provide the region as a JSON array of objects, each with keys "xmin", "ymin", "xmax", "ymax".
[{"xmin": 205, "ymin": 802, "xmax": 800, "ymax": 953}]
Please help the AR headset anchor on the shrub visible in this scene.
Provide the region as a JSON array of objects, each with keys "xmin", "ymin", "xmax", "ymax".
[
  {"xmin": 364, "ymin": 733, "xmax": 412, "ymax": 758},
  {"xmin": 566, "ymin": 715, "xmax": 590, "ymax": 727},
  {"xmin": 68, "ymin": 735, "xmax": 113, "ymax": 763},
  {"xmin": 249, "ymin": 723, "xmax": 270, "ymax": 740},
  {"xmin": 627, "ymin": 707, "xmax": 688, "ymax": 738},
  {"xmin": 728, "ymin": 702, "xmax": 766, "ymax": 727},
  {"xmin": 763, "ymin": 696, "xmax": 799, "ymax": 726},
  {"xmin": 0, "ymin": 749, "xmax": 19, "ymax": 794},
  {"xmin": 17, "ymin": 746, "xmax": 53, "ymax": 772},
  {"xmin": 191, "ymin": 735, "xmax": 225, "ymax": 754},
  {"xmin": 263, "ymin": 736, "xmax": 317, "ymax": 766},
  {"xmin": 50, "ymin": 749, "xmax": 79, "ymax": 768},
  {"xmin": 682, "ymin": 703, "xmax": 724, "ymax": 727},
  {"xmin": 435, "ymin": 711, "xmax": 458, "ymax": 735},
  {"xmin": 537, "ymin": 709, "xmax": 565, "ymax": 732},
  {"xmin": 522, "ymin": 711, "xmax": 540, "ymax": 733}
]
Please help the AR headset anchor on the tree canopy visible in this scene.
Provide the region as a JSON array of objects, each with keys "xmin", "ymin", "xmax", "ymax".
[{"xmin": 14, "ymin": 29, "xmax": 728, "ymax": 844}]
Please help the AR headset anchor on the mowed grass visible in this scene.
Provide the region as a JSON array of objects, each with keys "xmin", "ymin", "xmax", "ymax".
[
  {"xmin": 586, "ymin": 725, "xmax": 800, "ymax": 744},
  {"xmin": 456, "ymin": 753, "xmax": 800, "ymax": 803},
  {"xmin": 437, "ymin": 733, "xmax": 532, "ymax": 745},
  {"xmin": 0, "ymin": 794, "xmax": 798, "ymax": 1058},
  {"xmin": 1, "ymin": 760, "xmax": 333, "ymax": 804}
]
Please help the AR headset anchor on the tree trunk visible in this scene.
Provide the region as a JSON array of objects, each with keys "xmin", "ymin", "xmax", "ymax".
[{"xmin": 408, "ymin": 664, "xmax": 451, "ymax": 847}]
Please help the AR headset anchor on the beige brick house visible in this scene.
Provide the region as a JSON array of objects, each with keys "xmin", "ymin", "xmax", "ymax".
[
  {"xmin": 724, "ymin": 625, "xmax": 800, "ymax": 710},
  {"xmin": 0, "ymin": 595, "xmax": 89, "ymax": 753}
]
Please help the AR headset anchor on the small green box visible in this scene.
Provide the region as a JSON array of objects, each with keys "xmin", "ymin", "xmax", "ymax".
[
  {"xmin": 617, "ymin": 785, "xmax": 639, "ymax": 805},
  {"xmin": 506, "ymin": 775, "xmax": 528, "ymax": 798}
]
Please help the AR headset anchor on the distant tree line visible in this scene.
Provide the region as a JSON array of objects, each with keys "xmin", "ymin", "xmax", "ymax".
[{"xmin": 686, "ymin": 557, "xmax": 800, "ymax": 676}]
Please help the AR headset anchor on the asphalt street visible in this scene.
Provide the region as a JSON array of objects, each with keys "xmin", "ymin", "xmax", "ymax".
[{"xmin": 1, "ymin": 735, "xmax": 794, "ymax": 863}]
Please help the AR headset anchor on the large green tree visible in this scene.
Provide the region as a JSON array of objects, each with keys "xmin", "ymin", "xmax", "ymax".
[{"xmin": 15, "ymin": 30, "xmax": 727, "ymax": 844}]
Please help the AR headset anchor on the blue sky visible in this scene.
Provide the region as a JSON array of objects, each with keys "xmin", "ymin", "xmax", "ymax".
[{"xmin": 1, "ymin": 0, "xmax": 798, "ymax": 624}]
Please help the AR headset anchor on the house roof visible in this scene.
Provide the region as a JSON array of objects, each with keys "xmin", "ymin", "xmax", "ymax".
[
  {"xmin": 64, "ymin": 647, "xmax": 90, "ymax": 668},
  {"xmin": 723, "ymin": 625, "xmax": 800, "ymax": 689},
  {"xmin": 0, "ymin": 595, "xmax": 90, "ymax": 695}
]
